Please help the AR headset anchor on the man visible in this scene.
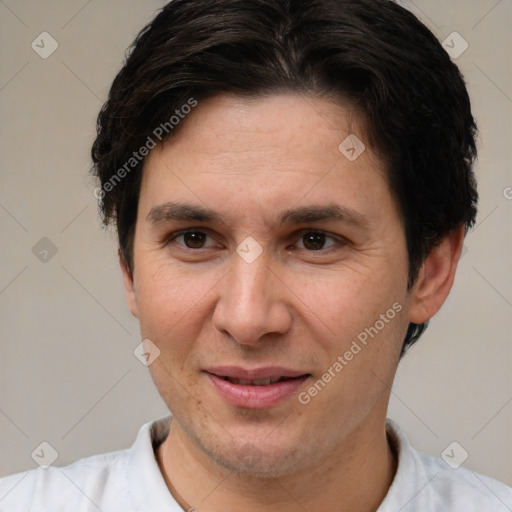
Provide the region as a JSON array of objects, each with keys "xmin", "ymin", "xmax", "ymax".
[{"xmin": 1, "ymin": 0, "xmax": 511, "ymax": 510}]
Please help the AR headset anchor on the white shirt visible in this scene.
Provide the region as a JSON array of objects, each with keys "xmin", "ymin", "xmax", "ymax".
[{"xmin": 0, "ymin": 416, "xmax": 510, "ymax": 511}]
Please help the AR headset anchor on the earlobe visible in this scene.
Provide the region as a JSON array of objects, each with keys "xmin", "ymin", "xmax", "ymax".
[
  {"xmin": 119, "ymin": 250, "xmax": 139, "ymax": 318},
  {"xmin": 408, "ymin": 226, "xmax": 465, "ymax": 324}
]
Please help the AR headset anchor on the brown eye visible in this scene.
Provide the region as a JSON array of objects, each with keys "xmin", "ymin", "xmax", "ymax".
[
  {"xmin": 166, "ymin": 229, "xmax": 220, "ymax": 256},
  {"xmin": 294, "ymin": 231, "xmax": 341, "ymax": 252},
  {"xmin": 302, "ymin": 232, "xmax": 327, "ymax": 250},
  {"xmin": 170, "ymin": 230, "xmax": 215, "ymax": 249},
  {"xmin": 182, "ymin": 231, "xmax": 207, "ymax": 248}
]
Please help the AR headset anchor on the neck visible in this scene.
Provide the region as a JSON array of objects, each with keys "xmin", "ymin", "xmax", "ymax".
[{"xmin": 157, "ymin": 414, "xmax": 397, "ymax": 512}]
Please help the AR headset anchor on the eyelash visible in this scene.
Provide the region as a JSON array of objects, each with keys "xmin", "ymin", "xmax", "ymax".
[{"xmin": 165, "ymin": 229, "xmax": 347, "ymax": 253}]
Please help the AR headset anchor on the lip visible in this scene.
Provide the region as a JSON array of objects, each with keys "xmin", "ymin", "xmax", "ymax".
[
  {"xmin": 205, "ymin": 366, "xmax": 310, "ymax": 409},
  {"xmin": 206, "ymin": 366, "xmax": 308, "ymax": 380}
]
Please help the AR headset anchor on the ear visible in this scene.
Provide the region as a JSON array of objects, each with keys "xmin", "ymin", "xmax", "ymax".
[
  {"xmin": 119, "ymin": 250, "xmax": 139, "ymax": 318},
  {"xmin": 408, "ymin": 226, "xmax": 465, "ymax": 324}
]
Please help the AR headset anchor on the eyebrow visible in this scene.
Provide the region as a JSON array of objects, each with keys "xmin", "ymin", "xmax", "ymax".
[
  {"xmin": 147, "ymin": 201, "xmax": 370, "ymax": 229},
  {"xmin": 278, "ymin": 204, "xmax": 370, "ymax": 229},
  {"xmin": 147, "ymin": 202, "xmax": 222, "ymax": 224}
]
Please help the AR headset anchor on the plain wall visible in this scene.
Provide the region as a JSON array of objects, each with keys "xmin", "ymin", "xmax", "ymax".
[{"xmin": 1, "ymin": 0, "xmax": 511, "ymax": 487}]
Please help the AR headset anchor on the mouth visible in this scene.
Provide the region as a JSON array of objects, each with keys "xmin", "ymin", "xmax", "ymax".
[
  {"xmin": 205, "ymin": 366, "xmax": 310, "ymax": 409},
  {"xmin": 218, "ymin": 375, "xmax": 298, "ymax": 386}
]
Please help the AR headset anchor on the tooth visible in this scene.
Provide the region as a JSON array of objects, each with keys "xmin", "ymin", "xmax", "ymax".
[
  {"xmin": 252, "ymin": 378, "xmax": 272, "ymax": 385},
  {"xmin": 224, "ymin": 376, "xmax": 287, "ymax": 386}
]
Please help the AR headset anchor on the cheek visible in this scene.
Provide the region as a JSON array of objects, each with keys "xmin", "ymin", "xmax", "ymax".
[
  {"xmin": 134, "ymin": 263, "xmax": 216, "ymax": 406},
  {"xmin": 133, "ymin": 259, "xmax": 216, "ymax": 355},
  {"xmin": 285, "ymin": 259, "xmax": 406, "ymax": 348},
  {"xmin": 300, "ymin": 302, "xmax": 406, "ymax": 425}
]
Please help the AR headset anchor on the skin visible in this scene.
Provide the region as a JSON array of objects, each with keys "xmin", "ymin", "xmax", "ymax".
[{"xmin": 121, "ymin": 93, "xmax": 464, "ymax": 511}]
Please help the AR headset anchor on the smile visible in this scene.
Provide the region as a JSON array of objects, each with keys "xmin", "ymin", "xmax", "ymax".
[
  {"xmin": 205, "ymin": 366, "xmax": 310, "ymax": 409},
  {"xmin": 220, "ymin": 376, "xmax": 290, "ymax": 386}
]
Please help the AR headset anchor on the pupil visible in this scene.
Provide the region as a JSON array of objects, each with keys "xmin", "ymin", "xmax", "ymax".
[
  {"xmin": 184, "ymin": 232, "xmax": 206, "ymax": 248},
  {"xmin": 303, "ymin": 232, "xmax": 325, "ymax": 250}
]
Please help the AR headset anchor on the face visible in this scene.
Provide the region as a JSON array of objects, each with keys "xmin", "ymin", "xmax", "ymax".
[{"xmin": 123, "ymin": 93, "xmax": 419, "ymax": 477}]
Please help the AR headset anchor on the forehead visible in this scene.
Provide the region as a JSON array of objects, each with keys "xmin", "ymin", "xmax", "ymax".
[
  {"xmin": 138, "ymin": 93, "xmax": 396, "ymax": 229},
  {"xmin": 158, "ymin": 93, "xmax": 369, "ymax": 166}
]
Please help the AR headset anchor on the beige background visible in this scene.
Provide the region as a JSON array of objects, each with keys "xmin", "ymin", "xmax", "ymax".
[{"xmin": 1, "ymin": 0, "xmax": 511, "ymax": 489}]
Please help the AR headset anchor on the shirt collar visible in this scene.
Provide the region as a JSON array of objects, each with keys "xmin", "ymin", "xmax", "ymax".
[
  {"xmin": 378, "ymin": 418, "xmax": 435, "ymax": 511},
  {"xmin": 126, "ymin": 415, "xmax": 182, "ymax": 511},
  {"xmin": 126, "ymin": 416, "xmax": 434, "ymax": 511}
]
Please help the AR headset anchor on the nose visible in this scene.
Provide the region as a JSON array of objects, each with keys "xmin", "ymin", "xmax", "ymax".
[{"xmin": 212, "ymin": 251, "xmax": 292, "ymax": 346}]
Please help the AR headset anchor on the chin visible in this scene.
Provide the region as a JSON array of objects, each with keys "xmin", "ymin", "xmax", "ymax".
[
  {"xmin": 213, "ymin": 443, "xmax": 306, "ymax": 478},
  {"xmin": 191, "ymin": 423, "xmax": 316, "ymax": 478}
]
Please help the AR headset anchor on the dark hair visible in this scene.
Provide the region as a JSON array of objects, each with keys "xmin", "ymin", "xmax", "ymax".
[{"xmin": 91, "ymin": 0, "xmax": 478, "ymax": 356}]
